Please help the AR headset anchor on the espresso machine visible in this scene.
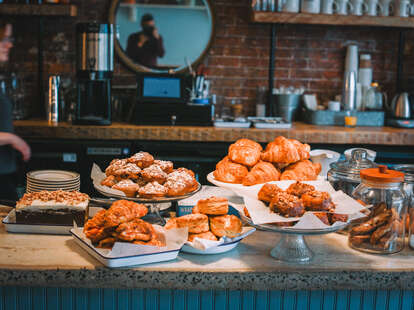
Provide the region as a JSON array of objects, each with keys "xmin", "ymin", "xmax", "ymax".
[{"xmin": 74, "ymin": 22, "xmax": 115, "ymax": 125}]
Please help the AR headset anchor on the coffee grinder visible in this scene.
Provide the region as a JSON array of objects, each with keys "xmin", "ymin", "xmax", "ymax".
[{"xmin": 74, "ymin": 22, "xmax": 114, "ymax": 125}]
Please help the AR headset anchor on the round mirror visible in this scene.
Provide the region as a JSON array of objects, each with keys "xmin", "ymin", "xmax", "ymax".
[{"xmin": 109, "ymin": 0, "xmax": 215, "ymax": 73}]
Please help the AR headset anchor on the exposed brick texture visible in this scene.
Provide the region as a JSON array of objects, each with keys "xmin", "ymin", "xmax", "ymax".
[{"xmin": 3, "ymin": 0, "xmax": 414, "ymax": 117}]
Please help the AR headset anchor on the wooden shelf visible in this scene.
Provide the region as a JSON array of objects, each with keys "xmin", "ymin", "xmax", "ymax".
[
  {"xmin": 251, "ymin": 10, "xmax": 414, "ymax": 28},
  {"xmin": 0, "ymin": 4, "xmax": 77, "ymax": 17}
]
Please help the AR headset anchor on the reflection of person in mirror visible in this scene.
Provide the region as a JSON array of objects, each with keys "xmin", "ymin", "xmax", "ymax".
[
  {"xmin": 126, "ymin": 14, "xmax": 165, "ymax": 68},
  {"xmin": 0, "ymin": 21, "xmax": 31, "ymax": 200}
]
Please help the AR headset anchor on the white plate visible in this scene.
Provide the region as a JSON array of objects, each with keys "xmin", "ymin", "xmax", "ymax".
[
  {"xmin": 27, "ymin": 184, "xmax": 80, "ymax": 190},
  {"xmin": 213, "ymin": 121, "xmax": 251, "ymax": 128},
  {"xmin": 71, "ymin": 228, "xmax": 180, "ymax": 268},
  {"xmin": 27, "ymin": 179, "xmax": 80, "ymax": 185},
  {"xmin": 27, "ymin": 170, "xmax": 80, "ymax": 182}
]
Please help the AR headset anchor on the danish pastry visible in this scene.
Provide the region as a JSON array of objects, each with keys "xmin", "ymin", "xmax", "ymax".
[
  {"xmin": 228, "ymin": 139, "xmax": 262, "ymax": 167},
  {"xmin": 257, "ymin": 183, "xmax": 283, "ymax": 203},
  {"xmin": 210, "ymin": 215, "xmax": 242, "ymax": 238},
  {"xmin": 213, "ymin": 156, "xmax": 248, "ymax": 184},
  {"xmin": 104, "ymin": 200, "xmax": 148, "ymax": 228},
  {"xmin": 280, "ymin": 160, "xmax": 321, "ymax": 181},
  {"xmin": 141, "ymin": 164, "xmax": 168, "ymax": 184},
  {"xmin": 188, "ymin": 231, "xmax": 218, "ymax": 242},
  {"xmin": 127, "ymin": 151, "xmax": 154, "ymax": 168},
  {"xmin": 138, "ymin": 181, "xmax": 167, "ymax": 198},
  {"xmin": 105, "ymin": 159, "xmax": 128, "ymax": 176},
  {"xmin": 269, "ymin": 192, "xmax": 305, "ymax": 217},
  {"xmin": 112, "ymin": 163, "xmax": 141, "ymax": 180},
  {"xmin": 84, "ymin": 209, "xmax": 108, "ymax": 243},
  {"xmin": 301, "ymin": 190, "xmax": 335, "ymax": 212},
  {"xmin": 112, "ymin": 179, "xmax": 140, "ymax": 197},
  {"xmin": 242, "ymin": 161, "xmax": 281, "ymax": 186},
  {"xmin": 153, "ymin": 160, "xmax": 174, "ymax": 173},
  {"xmin": 175, "ymin": 214, "xmax": 209, "ymax": 233},
  {"xmin": 101, "ymin": 175, "xmax": 117, "ymax": 187},
  {"xmin": 114, "ymin": 218, "xmax": 156, "ymax": 242},
  {"xmin": 286, "ymin": 181, "xmax": 315, "ymax": 197},
  {"xmin": 195, "ymin": 196, "xmax": 229, "ymax": 215}
]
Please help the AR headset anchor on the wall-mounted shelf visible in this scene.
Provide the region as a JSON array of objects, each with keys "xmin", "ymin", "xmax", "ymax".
[
  {"xmin": 0, "ymin": 4, "xmax": 77, "ymax": 17},
  {"xmin": 250, "ymin": 10, "xmax": 414, "ymax": 28}
]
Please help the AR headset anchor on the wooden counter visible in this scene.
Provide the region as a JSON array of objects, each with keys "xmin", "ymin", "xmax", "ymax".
[{"xmin": 14, "ymin": 120, "xmax": 414, "ymax": 145}]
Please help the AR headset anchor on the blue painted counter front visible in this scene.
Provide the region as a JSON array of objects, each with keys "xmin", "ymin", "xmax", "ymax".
[{"xmin": 1, "ymin": 287, "xmax": 413, "ymax": 310}]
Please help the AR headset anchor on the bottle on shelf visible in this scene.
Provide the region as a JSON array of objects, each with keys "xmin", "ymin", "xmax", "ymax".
[{"xmin": 359, "ymin": 54, "xmax": 373, "ymax": 109}]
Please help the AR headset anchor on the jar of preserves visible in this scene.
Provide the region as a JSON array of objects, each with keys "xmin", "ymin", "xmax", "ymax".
[
  {"xmin": 393, "ymin": 164, "xmax": 414, "ymax": 249},
  {"xmin": 327, "ymin": 149, "xmax": 377, "ymax": 196},
  {"xmin": 349, "ymin": 165, "xmax": 407, "ymax": 254}
]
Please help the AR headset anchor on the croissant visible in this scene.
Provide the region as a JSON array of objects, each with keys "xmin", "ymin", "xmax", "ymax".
[
  {"xmin": 213, "ymin": 156, "xmax": 248, "ymax": 184},
  {"xmin": 228, "ymin": 139, "xmax": 262, "ymax": 167},
  {"xmin": 280, "ymin": 160, "xmax": 322, "ymax": 181},
  {"xmin": 261, "ymin": 136, "xmax": 310, "ymax": 164},
  {"xmin": 242, "ymin": 161, "xmax": 281, "ymax": 186}
]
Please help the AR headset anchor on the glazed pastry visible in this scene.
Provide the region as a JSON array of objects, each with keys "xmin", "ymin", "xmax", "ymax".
[
  {"xmin": 195, "ymin": 196, "xmax": 229, "ymax": 215},
  {"xmin": 127, "ymin": 151, "xmax": 154, "ymax": 168},
  {"xmin": 269, "ymin": 192, "xmax": 305, "ymax": 217},
  {"xmin": 213, "ymin": 156, "xmax": 248, "ymax": 184},
  {"xmin": 174, "ymin": 167, "xmax": 196, "ymax": 178},
  {"xmin": 101, "ymin": 175, "xmax": 117, "ymax": 187},
  {"xmin": 261, "ymin": 136, "xmax": 310, "ymax": 164},
  {"xmin": 286, "ymin": 181, "xmax": 315, "ymax": 197},
  {"xmin": 228, "ymin": 138, "xmax": 262, "ymax": 167},
  {"xmin": 174, "ymin": 214, "xmax": 210, "ymax": 233},
  {"xmin": 188, "ymin": 231, "xmax": 218, "ymax": 242},
  {"xmin": 112, "ymin": 179, "xmax": 140, "ymax": 197},
  {"xmin": 105, "ymin": 159, "xmax": 128, "ymax": 176},
  {"xmin": 301, "ymin": 190, "xmax": 335, "ymax": 212},
  {"xmin": 210, "ymin": 215, "xmax": 242, "ymax": 238},
  {"xmin": 242, "ymin": 161, "xmax": 281, "ymax": 186},
  {"xmin": 164, "ymin": 169, "xmax": 198, "ymax": 196},
  {"xmin": 104, "ymin": 200, "xmax": 148, "ymax": 228},
  {"xmin": 280, "ymin": 160, "xmax": 322, "ymax": 181},
  {"xmin": 141, "ymin": 164, "xmax": 168, "ymax": 184},
  {"xmin": 138, "ymin": 181, "xmax": 167, "ymax": 198},
  {"xmin": 153, "ymin": 160, "xmax": 174, "ymax": 173},
  {"xmin": 84, "ymin": 209, "xmax": 108, "ymax": 243},
  {"xmin": 114, "ymin": 218, "xmax": 156, "ymax": 242},
  {"xmin": 257, "ymin": 183, "xmax": 283, "ymax": 203},
  {"xmin": 112, "ymin": 163, "xmax": 142, "ymax": 180}
]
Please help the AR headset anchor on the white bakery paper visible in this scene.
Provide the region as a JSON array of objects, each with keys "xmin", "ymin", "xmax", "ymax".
[
  {"xmin": 185, "ymin": 226, "xmax": 256, "ymax": 251},
  {"xmin": 72, "ymin": 225, "xmax": 188, "ymax": 258},
  {"xmin": 233, "ymin": 180, "xmax": 367, "ymax": 228},
  {"xmin": 91, "ymin": 163, "xmax": 127, "ymax": 197}
]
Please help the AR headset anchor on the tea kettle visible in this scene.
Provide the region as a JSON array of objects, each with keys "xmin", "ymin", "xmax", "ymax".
[{"xmin": 387, "ymin": 92, "xmax": 412, "ymax": 119}]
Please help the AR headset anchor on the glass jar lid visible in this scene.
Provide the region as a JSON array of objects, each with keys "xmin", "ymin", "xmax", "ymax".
[
  {"xmin": 329, "ymin": 149, "xmax": 377, "ymax": 180},
  {"xmin": 360, "ymin": 165, "xmax": 405, "ymax": 183},
  {"xmin": 393, "ymin": 164, "xmax": 414, "ymax": 184}
]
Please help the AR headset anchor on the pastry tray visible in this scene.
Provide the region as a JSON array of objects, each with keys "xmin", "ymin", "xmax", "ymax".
[{"xmin": 71, "ymin": 228, "xmax": 181, "ymax": 268}]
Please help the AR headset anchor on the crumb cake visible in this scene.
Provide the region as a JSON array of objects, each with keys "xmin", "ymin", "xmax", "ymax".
[{"xmin": 15, "ymin": 190, "xmax": 89, "ymax": 225}]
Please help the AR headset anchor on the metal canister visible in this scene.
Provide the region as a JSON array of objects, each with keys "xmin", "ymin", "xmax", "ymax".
[{"xmin": 48, "ymin": 75, "xmax": 60, "ymax": 125}]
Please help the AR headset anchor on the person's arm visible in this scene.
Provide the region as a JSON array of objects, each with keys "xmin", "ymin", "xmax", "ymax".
[
  {"xmin": 156, "ymin": 35, "xmax": 165, "ymax": 58},
  {"xmin": 0, "ymin": 132, "xmax": 31, "ymax": 161}
]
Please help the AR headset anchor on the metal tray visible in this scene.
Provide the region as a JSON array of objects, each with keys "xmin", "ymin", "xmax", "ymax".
[{"xmin": 303, "ymin": 109, "xmax": 385, "ymax": 126}]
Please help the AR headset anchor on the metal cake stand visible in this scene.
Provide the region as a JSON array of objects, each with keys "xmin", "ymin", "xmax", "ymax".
[{"xmin": 239, "ymin": 213, "xmax": 349, "ymax": 263}]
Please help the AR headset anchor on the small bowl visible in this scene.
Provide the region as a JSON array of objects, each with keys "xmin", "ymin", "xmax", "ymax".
[{"xmin": 344, "ymin": 148, "xmax": 376, "ymax": 162}]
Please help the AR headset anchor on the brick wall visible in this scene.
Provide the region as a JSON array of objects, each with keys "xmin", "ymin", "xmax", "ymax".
[{"xmin": 4, "ymin": 0, "xmax": 413, "ymax": 118}]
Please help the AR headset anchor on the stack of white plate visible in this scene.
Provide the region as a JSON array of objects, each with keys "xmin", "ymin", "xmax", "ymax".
[{"xmin": 26, "ymin": 170, "xmax": 80, "ymax": 193}]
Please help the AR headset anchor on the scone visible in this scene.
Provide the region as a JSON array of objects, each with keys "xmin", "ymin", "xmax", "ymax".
[
  {"xmin": 138, "ymin": 181, "xmax": 167, "ymax": 198},
  {"xmin": 188, "ymin": 231, "xmax": 218, "ymax": 242},
  {"xmin": 112, "ymin": 179, "xmax": 140, "ymax": 197},
  {"xmin": 210, "ymin": 215, "xmax": 242, "ymax": 238},
  {"xmin": 195, "ymin": 196, "xmax": 228, "ymax": 215},
  {"xmin": 127, "ymin": 151, "xmax": 154, "ymax": 168},
  {"xmin": 175, "ymin": 214, "xmax": 209, "ymax": 233}
]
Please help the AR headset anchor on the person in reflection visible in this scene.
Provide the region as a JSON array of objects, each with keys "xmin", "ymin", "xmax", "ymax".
[
  {"xmin": 126, "ymin": 14, "xmax": 165, "ymax": 68},
  {"xmin": 0, "ymin": 21, "xmax": 31, "ymax": 200}
]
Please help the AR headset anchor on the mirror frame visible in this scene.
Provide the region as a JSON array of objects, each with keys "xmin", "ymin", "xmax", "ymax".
[{"xmin": 108, "ymin": 0, "xmax": 216, "ymax": 74}]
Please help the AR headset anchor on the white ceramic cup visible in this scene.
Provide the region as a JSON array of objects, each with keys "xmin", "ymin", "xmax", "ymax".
[
  {"xmin": 379, "ymin": 0, "xmax": 394, "ymax": 15},
  {"xmin": 321, "ymin": 0, "xmax": 339, "ymax": 13},
  {"xmin": 337, "ymin": 0, "xmax": 354, "ymax": 14},
  {"xmin": 328, "ymin": 101, "xmax": 341, "ymax": 111},
  {"xmin": 281, "ymin": 0, "xmax": 301, "ymax": 12},
  {"xmin": 394, "ymin": 0, "xmax": 413, "ymax": 16},
  {"xmin": 351, "ymin": 0, "xmax": 368, "ymax": 14},
  {"xmin": 365, "ymin": 0, "xmax": 384, "ymax": 15},
  {"xmin": 301, "ymin": 0, "xmax": 321, "ymax": 13}
]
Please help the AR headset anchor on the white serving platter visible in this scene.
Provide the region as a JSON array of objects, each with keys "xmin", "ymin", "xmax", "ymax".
[{"xmin": 71, "ymin": 228, "xmax": 181, "ymax": 268}]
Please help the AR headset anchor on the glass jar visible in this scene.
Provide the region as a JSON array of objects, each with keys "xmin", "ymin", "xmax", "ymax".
[
  {"xmin": 349, "ymin": 165, "xmax": 407, "ymax": 254},
  {"xmin": 393, "ymin": 164, "xmax": 414, "ymax": 249},
  {"xmin": 327, "ymin": 149, "xmax": 377, "ymax": 196}
]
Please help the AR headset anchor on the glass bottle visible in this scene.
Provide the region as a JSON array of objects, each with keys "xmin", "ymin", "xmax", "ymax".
[{"xmin": 349, "ymin": 165, "xmax": 407, "ymax": 254}]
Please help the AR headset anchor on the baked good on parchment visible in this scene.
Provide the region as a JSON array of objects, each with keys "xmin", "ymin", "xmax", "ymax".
[
  {"xmin": 280, "ymin": 160, "xmax": 321, "ymax": 181},
  {"xmin": 112, "ymin": 179, "xmax": 140, "ymax": 197},
  {"xmin": 269, "ymin": 191, "xmax": 305, "ymax": 218},
  {"xmin": 173, "ymin": 214, "xmax": 210, "ymax": 234},
  {"xmin": 127, "ymin": 151, "xmax": 154, "ymax": 168},
  {"xmin": 209, "ymin": 215, "xmax": 242, "ymax": 238},
  {"xmin": 301, "ymin": 190, "xmax": 335, "ymax": 212},
  {"xmin": 104, "ymin": 200, "xmax": 148, "ymax": 228},
  {"xmin": 195, "ymin": 196, "xmax": 229, "ymax": 215},
  {"xmin": 257, "ymin": 183, "xmax": 283, "ymax": 203},
  {"xmin": 242, "ymin": 161, "xmax": 281, "ymax": 186},
  {"xmin": 138, "ymin": 181, "xmax": 168, "ymax": 198},
  {"xmin": 286, "ymin": 181, "xmax": 316, "ymax": 197},
  {"xmin": 188, "ymin": 231, "xmax": 218, "ymax": 242}
]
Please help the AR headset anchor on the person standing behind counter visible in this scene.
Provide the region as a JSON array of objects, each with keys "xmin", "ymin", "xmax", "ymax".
[
  {"xmin": 0, "ymin": 21, "xmax": 31, "ymax": 200},
  {"xmin": 126, "ymin": 14, "xmax": 165, "ymax": 69}
]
